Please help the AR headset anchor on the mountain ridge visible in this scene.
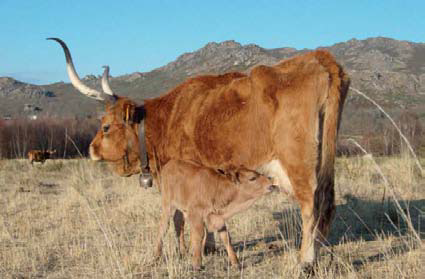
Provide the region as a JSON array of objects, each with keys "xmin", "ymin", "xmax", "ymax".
[{"xmin": 1, "ymin": 36, "xmax": 425, "ymax": 120}]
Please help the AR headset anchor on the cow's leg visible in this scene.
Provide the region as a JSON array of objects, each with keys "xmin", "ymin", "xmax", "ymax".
[
  {"xmin": 154, "ymin": 205, "xmax": 174, "ymax": 260},
  {"xmin": 188, "ymin": 212, "xmax": 205, "ymax": 270},
  {"xmin": 173, "ymin": 209, "xmax": 186, "ymax": 255},
  {"xmin": 217, "ymin": 225, "xmax": 239, "ymax": 268},
  {"xmin": 201, "ymin": 227, "xmax": 208, "ymax": 257},
  {"xmin": 278, "ymin": 152, "xmax": 320, "ymax": 268},
  {"xmin": 299, "ymin": 190, "xmax": 317, "ymax": 266}
]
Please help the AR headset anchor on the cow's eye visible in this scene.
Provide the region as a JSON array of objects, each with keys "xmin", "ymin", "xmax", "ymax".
[{"xmin": 103, "ymin": 124, "xmax": 111, "ymax": 133}]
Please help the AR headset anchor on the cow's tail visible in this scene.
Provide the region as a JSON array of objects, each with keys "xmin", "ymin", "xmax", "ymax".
[{"xmin": 314, "ymin": 51, "xmax": 350, "ymax": 238}]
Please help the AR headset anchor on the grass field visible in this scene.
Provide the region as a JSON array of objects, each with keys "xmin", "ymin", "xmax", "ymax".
[{"xmin": 0, "ymin": 156, "xmax": 424, "ymax": 278}]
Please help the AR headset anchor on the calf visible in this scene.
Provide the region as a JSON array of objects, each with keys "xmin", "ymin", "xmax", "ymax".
[
  {"xmin": 155, "ymin": 160, "xmax": 278, "ymax": 270},
  {"xmin": 28, "ymin": 150, "xmax": 56, "ymax": 165}
]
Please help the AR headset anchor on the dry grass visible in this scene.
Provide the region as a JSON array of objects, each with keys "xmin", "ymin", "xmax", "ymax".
[{"xmin": 0, "ymin": 156, "xmax": 424, "ymax": 278}]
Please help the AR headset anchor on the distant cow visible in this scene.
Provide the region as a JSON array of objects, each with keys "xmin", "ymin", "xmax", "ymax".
[
  {"xmin": 154, "ymin": 160, "xmax": 279, "ymax": 270},
  {"xmin": 28, "ymin": 150, "xmax": 56, "ymax": 165}
]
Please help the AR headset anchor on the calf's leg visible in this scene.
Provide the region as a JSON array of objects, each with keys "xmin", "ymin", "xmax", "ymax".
[
  {"xmin": 188, "ymin": 212, "xmax": 205, "ymax": 270},
  {"xmin": 204, "ymin": 232, "xmax": 216, "ymax": 254},
  {"xmin": 173, "ymin": 209, "xmax": 186, "ymax": 255},
  {"xmin": 217, "ymin": 225, "xmax": 239, "ymax": 268},
  {"xmin": 207, "ymin": 214, "xmax": 239, "ymax": 268},
  {"xmin": 154, "ymin": 205, "xmax": 174, "ymax": 260}
]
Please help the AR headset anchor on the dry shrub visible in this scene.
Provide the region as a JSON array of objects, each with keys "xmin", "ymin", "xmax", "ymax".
[{"xmin": 0, "ymin": 117, "xmax": 99, "ymax": 159}]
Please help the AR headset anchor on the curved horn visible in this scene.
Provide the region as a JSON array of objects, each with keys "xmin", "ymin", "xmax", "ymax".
[
  {"xmin": 101, "ymin": 65, "xmax": 115, "ymax": 96},
  {"xmin": 47, "ymin": 38, "xmax": 115, "ymax": 102}
]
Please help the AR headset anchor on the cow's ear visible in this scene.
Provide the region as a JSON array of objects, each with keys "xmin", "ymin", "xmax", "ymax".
[
  {"xmin": 122, "ymin": 103, "xmax": 135, "ymax": 124},
  {"xmin": 122, "ymin": 104, "xmax": 145, "ymax": 124},
  {"xmin": 132, "ymin": 105, "xmax": 146, "ymax": 123},
  {"xmin": 234, "ymin": 172, "xmax": 241, "ymax": 184}
]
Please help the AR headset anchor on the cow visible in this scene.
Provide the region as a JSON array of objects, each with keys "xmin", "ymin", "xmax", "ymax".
[
  {"xmin": 28, "ymin": 149, "xmax": 56, "ymax": 165},
  {"xmin": 155, "ymin": 159, "xmax": 279, "ymax": 270},
  {"xmin": 48, "ymin": 37, "xmax": 350, "ymax": 268}
]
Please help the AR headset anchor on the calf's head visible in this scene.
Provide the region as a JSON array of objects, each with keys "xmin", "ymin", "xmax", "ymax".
[{"xmin": 228, "ymin": 167, "xmax": 279, "ymax": 196}]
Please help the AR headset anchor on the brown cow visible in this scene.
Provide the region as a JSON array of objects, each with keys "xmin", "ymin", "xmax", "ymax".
[
  {"xmin": 48, "ymin": 38, "xmax": 350, "ymax": 268},
  {"xmin": 155, "ymin": 159, "xmax": 278, "ymax": 270},
  {"xmin": 28, "ymin": 149, "xmax": 56, "ymax": 165}
]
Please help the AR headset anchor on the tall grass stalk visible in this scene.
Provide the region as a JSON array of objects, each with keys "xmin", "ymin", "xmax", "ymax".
[
  {"xmin": 347, "ymin": 138, "xmax": 422, "ymax": 245},
  {"xmin": 70, "ymin": 185, "xmax": 126, "ymax": 278},
  {"xmin": 350, "ymin": 87, "xmax": 424, "ymax": 176}
]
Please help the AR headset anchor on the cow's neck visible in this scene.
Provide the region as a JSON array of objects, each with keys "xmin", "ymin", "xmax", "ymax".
[{"xmin": 138, "ymin": 119, "xmax": 149, "ymax": 171}]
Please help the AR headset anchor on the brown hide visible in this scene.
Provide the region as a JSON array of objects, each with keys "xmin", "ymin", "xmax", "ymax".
[
  {"xmin": 142, "ymin": 50, "xmax": 348, "ymax": 178},
  {"xmin": 160, "ymin": 160, "xmax": 275, "ymax": 222},
  {"xmin": 89, "ymin": 51, "xmax": 349, "ymax": 180},
  {"xmin": 155, "ymin": 159, "xmax": 276, "ymax": 269},
  {"xmin": 87, "ymin": 50, "xmax": 349, "ymax": 266},
  {"xmin": 28, "ymin": 150, "xmax": 56, "ymax": 164}
]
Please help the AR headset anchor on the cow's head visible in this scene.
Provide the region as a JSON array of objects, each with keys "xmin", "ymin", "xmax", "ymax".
[{"xmin": 48, "ymin": 38, "xmax": 145, "ymax": 177}]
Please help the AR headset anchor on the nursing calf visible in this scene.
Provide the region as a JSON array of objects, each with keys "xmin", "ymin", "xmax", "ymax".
[{"xmin": 155, "ymin": 160, "xmax": 278, "ymax": 270}]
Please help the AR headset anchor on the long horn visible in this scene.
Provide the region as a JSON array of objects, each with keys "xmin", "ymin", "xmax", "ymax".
[
  {"xmin": 101, "ymin": 65, "xmax": 115, "ymax": 96},
  {"xmin": 47, "ymin": 38, "xmax": 115, "ymax": 102}
]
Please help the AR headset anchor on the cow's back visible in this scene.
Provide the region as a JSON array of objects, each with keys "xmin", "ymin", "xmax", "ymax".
[
  {"xmin": 145, "ymin": 50, "xmax": 347, "ymax": 178},
  {"xmin": 145, "ymin": 72, "xmax": 273, "ymax": 171},
  {"xmin": 42, "ymin": 151, "xmax": 50, "ymax": 160},
  {"xmin": 28, "ymin": 150, "xmax": 41, "ymax": 161}
]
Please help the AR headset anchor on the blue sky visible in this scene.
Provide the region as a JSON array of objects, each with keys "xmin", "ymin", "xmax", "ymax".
[{"xmin": 1, "ymin": 0, "xmax": 423, "ymax": 85}]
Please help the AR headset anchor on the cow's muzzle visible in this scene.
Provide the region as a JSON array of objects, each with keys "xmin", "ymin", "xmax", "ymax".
[
  {"xmin": 139, "ymin": 173, "xmax": 153, "ymax": 189},
  {"xmin": 89, "ymin": 145, "xmax": 102, "ymax": 161},
  {"xmin": 268, "ymin": 185, "xmax": 280, "ymax": 193}
]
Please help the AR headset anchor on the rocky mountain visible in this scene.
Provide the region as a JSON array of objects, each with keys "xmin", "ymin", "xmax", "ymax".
[
  {"xmin": 0, "ymin": 77, "xmax": 54, "ymax": 98},
  {"xmin": 1, "ymin": 37, "xmax": 425, "ymax": 123},
  {"xmin": 116, "ymin": 37, "xmax": 425, "ymax": 113}
]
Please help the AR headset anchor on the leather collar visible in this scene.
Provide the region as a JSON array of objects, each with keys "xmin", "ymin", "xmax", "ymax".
[{"xmin": 138, "ymin": 119, "xmax": 153, "ymax": 188}]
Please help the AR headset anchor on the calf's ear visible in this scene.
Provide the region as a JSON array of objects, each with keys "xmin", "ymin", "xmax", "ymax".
[{"xmin": 226, "ymin": 169, "xmax": 241, "ymax": 184}]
